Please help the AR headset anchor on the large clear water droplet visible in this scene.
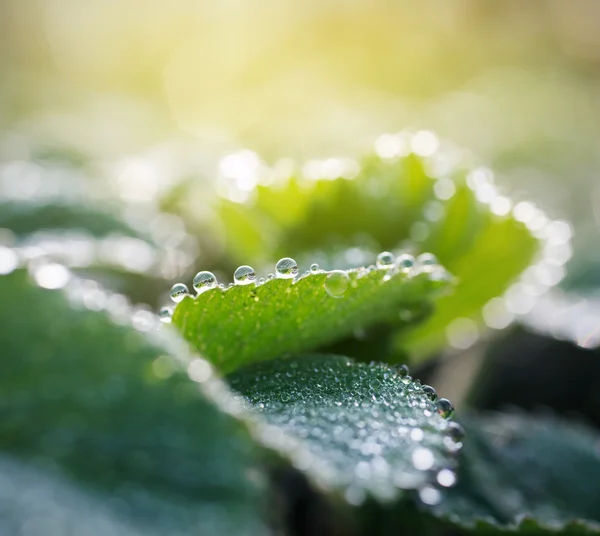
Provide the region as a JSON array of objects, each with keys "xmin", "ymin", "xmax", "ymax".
[
  {"xmin": 396, "ymin": 253, "xmax": 415, "ymax": 273},
  {"xmin": 376, "ymin": 251, "xmax": 395, "ymax": 269},
  {"xmin": 159, "ymin": 306, "xmax": 173, "ymax": 323},
  {"xmin": 193, "ymin": 271, "xmax": 217, "ymax": 294},
  {"xmin": 417, "ymin": 253, "xmax": 438, "ymax": 272},
  {"xmin": 325, "ymin": 270, "xmax": 350, "ymax": 298},
  {"xmin": 275, "ymin": 257, "xmax": 298, "ymax": 279},
  {"xmin": 436, "ymin": 398, "xmax": 454, "ymax": 419},
  {"xmin": 170, "ymin": 283, "xmax": 189, "ymax": 303},
  {"xmin": 234, "ymin": 265, "xmax": 256, "ymax": 285}
]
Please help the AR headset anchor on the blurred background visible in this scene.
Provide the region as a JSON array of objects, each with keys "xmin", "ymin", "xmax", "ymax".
[
  {"xmin": 2, "ymin": 0, "xmax": 600, "ymax": 220},
  {"xmin": 1, "ymin": 0, "xmax": 600, "ymax": 415}
]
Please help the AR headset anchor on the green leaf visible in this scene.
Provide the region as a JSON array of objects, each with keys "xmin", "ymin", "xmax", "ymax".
[
  {"xmin": 0, "ymin": 269, "xmax": 268, "ymax": 536},
  {"xmin": 431, "ymin": 412, "xmax": 600, "ymax": 534},
  {"xmin": 173, "ymin": 259, "xmax": 452, "ymax": 373},
  {"xmin": 403, "ymin": 208, "xmax": 538, "ymax": 355},
  {"xmin": 228, "ymin": 354, "xmax": 462, "ymax": 504},
  {"xmin": 215, "ymin": 141, "xmax": 541, "ymax": 359}
]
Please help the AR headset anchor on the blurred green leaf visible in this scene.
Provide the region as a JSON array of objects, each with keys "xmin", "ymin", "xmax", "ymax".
[
  {"xmin": 0, "ymin": 201, "xmax": 147, "ymax": 240},
  {"xmin": 228, "ymin": 354, "xmax": 462, "ymax": 503},
  {"xmin": 0, "ymin": 269, "xmax": 268, "ymax": 536},
  {"xmin": 0, "ymin": 453, "xmax": 266, "ymax": 536},
  {"xmin": 173, "ymin": 259, "xmax": 452, "ymax": 373},
  {"xmin": 216, "ymin": 145, "xmax": 539, "ymax": 360},
  {"xmin": 431, "ymin": 412, "xmax": 600, "ymax": 534},
  {"xmin": 404, "ymin": 210, "xmax": 537, "ymax": 355}
]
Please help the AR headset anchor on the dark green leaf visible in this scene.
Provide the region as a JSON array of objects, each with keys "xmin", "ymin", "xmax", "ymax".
[
  {"xmin": 228, "ymin": 354, "xmax": 462, "ymax": 504},
  {"xmin": 0, "ymin": 269, "xmax": 268, "ymax": 535},
  {"xmin": 432, "ymin": 412, "xmax": 600, "ymax": 534}
]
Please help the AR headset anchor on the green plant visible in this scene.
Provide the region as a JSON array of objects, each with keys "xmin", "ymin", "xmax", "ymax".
[{"xmin": 1, "ymin": 131, "xmax": 596, "ymax": 536}]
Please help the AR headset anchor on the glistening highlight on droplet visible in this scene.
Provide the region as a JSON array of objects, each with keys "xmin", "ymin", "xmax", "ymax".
[
  {"xmin": 396, "ymin": 253, "xmax": 415, "ymax": 273},
  {"xmin": 170, "ymin": 282, "xmax": 189, "ymax": 303},
  {"xmin": 436, "ymin": 398, "xmax": 454, "ymax": 419},
  {"xmin": 275, "ymin": 257, "xmax": 298, "ymax": 279},
  {"xmin": 234, "ymin": 265, "xmax": 256, "ymax": 285},
  {"xmin": 193, "ymin": 271, "xmax": 217, "ymax": 294},
  {"xmin": 376, "ymin": 251, "xmax": 395, "ymax": 269},
  {"xmin": 159, "ymin": 306, "xmax": 173, "ymax": 323}
]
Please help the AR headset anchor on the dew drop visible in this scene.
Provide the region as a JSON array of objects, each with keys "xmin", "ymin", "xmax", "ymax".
[
  {"xmin": 436, "ymin": 398, "xmax": 454, "ymax": 419},
  {"xmin": 417, "ymin": 253, "xmax": 438, "ymax": 272},
  {"xmin": 275, "ymin": 257, "xmax": 298, "ymax": 279},
  {"xmin": 310, "ymin": 263, "xmax": 319, "ymax": 273},
  {"xmin": 159, "ymin": 306, "xmax": 173, "ymax": 323},
  {"xmin": 422, "ymin": 385, "xmax": 437, "ymax": 401},
  {"xmin": 393, "ymin": 364, "xmax": 410, "ymax": 377},
  {"xmin": 258, "ymin": 277, "xmax": 265, "ymax": 284},
  {"xmin": 218, "ymin": 284, "xmax": 225, "ymax": 289},
  {"xmin": 446, "ymin": 421, "xmax": 465, "ymax": 442},
  {"xmin": 376, "ymin": 251, "xmax": 395, "ymax": 269},
  {"xmin": 267, "ymin": 273, "xmax": 275, "ymax": 281},
  {"xmin": 170, "ymin": 283, "xmax": 189, "ymax": 303},
  {"xmin": 396, "ymin": 253, "xmax": 415, "ymax": 273},
  {"xmin": 234, "ymin": 265, "xmax": 256, "ymax": 285},
  {"xmin": 325, "ymin": 270, "xmax": 350, "ymax": 298},
  {"xmin": 227, "ymin": 283, "xmax": 234, "ymax": 289},
  {"xmin": 193, "ymin": 271, "xmax": 217, "ymax": 294}
]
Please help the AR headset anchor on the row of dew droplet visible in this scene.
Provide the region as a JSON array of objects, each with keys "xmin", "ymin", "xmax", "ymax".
[
  {"xmin": 160, "ymin": 251, "xmax": 446, "ymax": 323},
  {"xmin": 213, "ymin": 130, "xmax": 577, "ymax": 353},
  {"xmin": 390, "ymin": 362, "xmax": 463, "ymax": 506}
]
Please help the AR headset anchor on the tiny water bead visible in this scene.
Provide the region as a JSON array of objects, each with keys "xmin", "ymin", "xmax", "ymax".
[
  {"xmin": 422, "ymin": 385, "xmax": 437, "ymax": 401},
  {"xmin": 436, "ymin": 398, "xmax": 454, "ymax": 419},
  {"xmin": 376, "ymin": 251, "xmax": 395, "ymax": 269},
  {"xmin": 324, "ymin": 270, "xmax": 350, "ymax": 298},
  {"xmin": 192, "ymin": 271, "xmax": 217, "ymax": 294},
  {"xmin": 393, "ymin": 364, "xmax": 410, "ymax": 377},
  {"xmin": 396, "ymin": 253, "xmax": 415, "ymax": 273},
  {"xmin": 310, "ymin": 263, "xmax": 319, "ymax": 273},
  {"xmin": 169, "ymin": 283, "xmax": 189, "ymax": 303},
  {"xmin": 233, "ymin": 265, "xmax": 256, "ymax": 285},
  {"xmin": 159, "ymin": 306, "xmax": 173, "ymax": 323},
  {"xmin": 417, "ymin": 253, "xmax": 438, "ymax": 272},
  {"xmin": 267, "ymin": 273, "xmax": 275, "ymax": 281},
  {"xmin": 275, "ymin": 257, "xmax": 298, "ymax": 279}
]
